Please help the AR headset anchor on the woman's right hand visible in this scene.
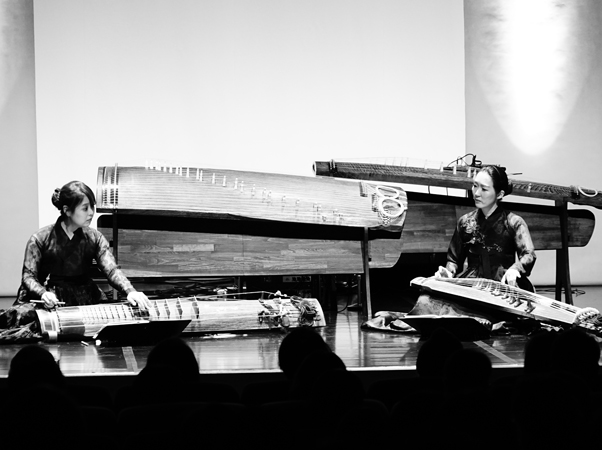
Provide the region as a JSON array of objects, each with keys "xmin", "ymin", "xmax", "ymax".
[
  {"xmin": 41, "ymin": 291, "xmax": 60, "ymax": 309},
  {"xmin": 434, "ymin": 266, "xmax": 453, "ymax": 278}
]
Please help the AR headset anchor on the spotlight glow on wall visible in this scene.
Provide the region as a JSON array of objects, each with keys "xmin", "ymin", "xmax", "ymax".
[{"xmin": 467, "ymin": 0, "xmax": 593, "ymax": 155}]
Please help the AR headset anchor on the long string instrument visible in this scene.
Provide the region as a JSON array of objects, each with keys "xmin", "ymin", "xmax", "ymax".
[
  {"xmin": 410, "ymin": 276, "xmax": 602, "ymax": 334},
  {"xmin": 35, "ymin": 293, "xmax": 325, "ymax": 342},
  {"xmin": 96, "ymin": 164, "xmax": 406, "ymax": 231},
  {"xmin": 314, "ymin": 158, "xmax": 602, "ymax": 209}
]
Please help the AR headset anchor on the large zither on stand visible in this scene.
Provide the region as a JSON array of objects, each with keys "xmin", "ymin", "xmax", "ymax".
[
  {"xmin": 315, "ymin": 159, "xmax": 599, "ymax": 305},
  {"xmin": 94, "ymin": 163, "xmax": 408, "ymax": 330}
]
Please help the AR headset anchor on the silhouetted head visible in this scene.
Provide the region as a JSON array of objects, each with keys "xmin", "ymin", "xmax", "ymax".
[
  {"xmin": 278, "ymin": 327, "xmax": 330, "ymax": 379},
  {"xmin": 290, "ymin": 350, "xmax": 347, "ymax": 400},
  {"xmin": 416, "ymin": 328, "xmax": 463, "ymax": 379},
  {"xmin": 523, "ymin": 330, "xmax": 556, "ymax": 376},
  {"xmin": 145, "ymin": 337, "xmax": 200, "ymax": 383},
  {"xmin": 8, "ymin": 345, "xmax": 65, "ymax": 389}
]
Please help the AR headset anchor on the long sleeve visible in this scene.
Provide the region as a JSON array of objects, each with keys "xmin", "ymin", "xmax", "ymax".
[
  {"xmin": 20, "ymin": 235, "xmax": 48, "ymax": 299},
  {"xmin": 445, "ymin": 224, "xmax": 465, "ymax": 277},
  {"xmin": 507, "ymin": 213, "xmax": 536, "ymax": 276},
  {"xmin": 94, "ymin": 232, "xmax": 136, "ymax": 294}
]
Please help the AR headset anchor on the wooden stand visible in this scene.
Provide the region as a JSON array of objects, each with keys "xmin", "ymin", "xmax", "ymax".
[
  {"xmin": 555, "ymin": 201, "xmax": 573, "ymax": 304},
  {"xmin": 361, "ymin": 227, "xmax": 373, "ymax": 318}
]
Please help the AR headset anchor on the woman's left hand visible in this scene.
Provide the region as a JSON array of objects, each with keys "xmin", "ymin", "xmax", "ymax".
[
  {"xmin": 126, "ymin": 291, "xmax": 152, "ymax": 310},
  {"xmin": 501, "ymin": 268, "xmax": 521, "ymax": 287}
]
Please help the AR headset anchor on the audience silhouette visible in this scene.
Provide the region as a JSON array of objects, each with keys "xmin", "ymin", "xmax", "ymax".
[
  {"xmin": 416, "ymin": 327, "xmax": 464, "ymax": 381},
  {"xmin": 278, "ymin": 326, "xmax": 332, "ymax": 379},
  {"xmin": 551, "ymin": 327, "xmax": 601, "ymax": 388},
  {"xmin": 241, "ymin": 326, "xmax": 331, "ymax": 405},
  {"xmin": 2, "ymin": 323, "xmax": 600, "ymax": 450},
  {"xmin": 2, "ymin": 346, "xmax": 85, "ymax": 449},
  {"xmin": 289, "ymin": 348, "xmax": 347, "ymax": 400},
  {"xmin": 523, "ymin": 329, "xmax": 556, "ymax": 376},
  {"xmin": 8, "ymin": 344, "xmax": 65, "ymax": 389},
  {"xmin": 367, "ymin": 327, "xmax": 463, "ymax": 410}
]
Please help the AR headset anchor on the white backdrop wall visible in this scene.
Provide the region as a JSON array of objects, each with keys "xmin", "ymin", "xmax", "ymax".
[
  {"xmin": 5, "ymin": 0, "xmax": 467, "ymax": 297},
  {"xmin": 465, "ymin": 0, "xmax": 602, "ymax": 286},
  {"xmin": 33, "ymin": 0, "xmax": 465, "ymax": 227},
  {"xmin": 0, "ymin": 0, "xmax": 38, "ymax": 297}
]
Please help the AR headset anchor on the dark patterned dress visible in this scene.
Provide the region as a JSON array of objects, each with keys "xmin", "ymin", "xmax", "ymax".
[
  {"xmin": 446, "ymin": 206, "xmax": 535, "ymax": 283},
  {"xmin": 408, "ymin": 206, "xmax": 536, "ymax": 322},
  {"xmin": 0, "ymin": 217, "xmax": 135, "ymax": 342}
]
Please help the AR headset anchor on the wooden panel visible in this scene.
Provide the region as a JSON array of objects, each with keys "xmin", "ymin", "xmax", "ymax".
[
  {"xmin": 98, "ymin": 226, "xmax": 401, "ymax": 277},
  {"xmin": 107, "ymin": 229, "xmax": 245, "ymax": 277},
  {"xmin": 400, "ymin": 193, "xmax": 595, "ymax": 253},
  {"xmin": 400, "ymin": 201, "xmax": 457, "ymax": 253},
  {"xmin": 97, "ymin": 192, "xmax": 594, "ymax": 278}
]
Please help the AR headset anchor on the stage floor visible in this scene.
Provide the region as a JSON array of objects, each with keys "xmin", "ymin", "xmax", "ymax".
[{"xmin": 0, "ymin": 285, "xmax": 600, "ymax": 383}]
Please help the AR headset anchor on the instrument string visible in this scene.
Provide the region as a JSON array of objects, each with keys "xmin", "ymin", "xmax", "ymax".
[
  {"xmin": 438, "ymin": 277, "xmax": 581, "ymax": 314},
  {"xmin": 100, "ymin": 166, "xmax": 406, "ymax": 227},
  {"xmin": 57, "ymin": 294, "xmax": 309, "ymax": 326},
  {"xmin": 324, "ymin": 160, "xmax": 602, "ymax": 206}
]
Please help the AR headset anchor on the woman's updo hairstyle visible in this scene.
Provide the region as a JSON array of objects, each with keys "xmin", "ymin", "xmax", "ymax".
[
  {"xmin": 480, "ymin": 165, "xmax": 513, "ymax": 197},
  {"xmin": 51, "ymin": 181, "xmax": 96, "ymax": 216}
]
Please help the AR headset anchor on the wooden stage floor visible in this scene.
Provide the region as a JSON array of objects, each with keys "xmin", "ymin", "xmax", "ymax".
[{"xmin": 0, "ymin": 285, "xmax": 600, "ymax": 390}]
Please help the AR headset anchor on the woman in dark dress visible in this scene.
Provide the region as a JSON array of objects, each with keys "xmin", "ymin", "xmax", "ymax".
[
  {"xmin": 0, "ymin": 181, "xmax": 151, "ymax": 341},
  {"xmin": 407, "ymin": 165, "xmax": 537, "ymax": 324}
]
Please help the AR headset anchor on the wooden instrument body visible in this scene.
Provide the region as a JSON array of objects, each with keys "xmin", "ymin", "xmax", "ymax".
[
  {"xmin": 400, "ymin": 192, "xmax": 594, "ymax": 254},
  {"xmin": 314, "ymin": 160, "xmax": 602, "ymax": 209},
  {"xmin": 96, "ymin": 165, "xmax": 406, "ymax": 231},
  {"xmin": 95, "ymin": 165, "xmax": 408, "ymax": 277},
  {"xmin": 97, "ymin": 190, "xmax": 593, "ymax": 278},
  {"xmin": 410, "ymin": 276, "xmax": 586, "ymax": 326},
  {"xmin": 97, "ymin": 214, "xmax": 402, "ymax": 277},
  {"xmin": 35, "ymin": 294, "xmax": 326, "ymax": 340}
]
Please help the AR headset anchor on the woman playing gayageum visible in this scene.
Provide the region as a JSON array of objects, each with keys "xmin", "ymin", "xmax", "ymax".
[
  {"xmin": 407, "ymin": 165, "xmax": 537, "ymax": 323},
  {"xmin": 0, "ymin": 181, "xmax": 151, "ymax": 341}
]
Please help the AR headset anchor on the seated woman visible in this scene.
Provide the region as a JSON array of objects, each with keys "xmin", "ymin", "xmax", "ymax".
[
  {"xmin": 408, "ymin": 165, "xmax": 537, "ymax": 325},
  {"xmin": 0, "ymin": 181, "xmax": 151, "ymax": 341}
]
